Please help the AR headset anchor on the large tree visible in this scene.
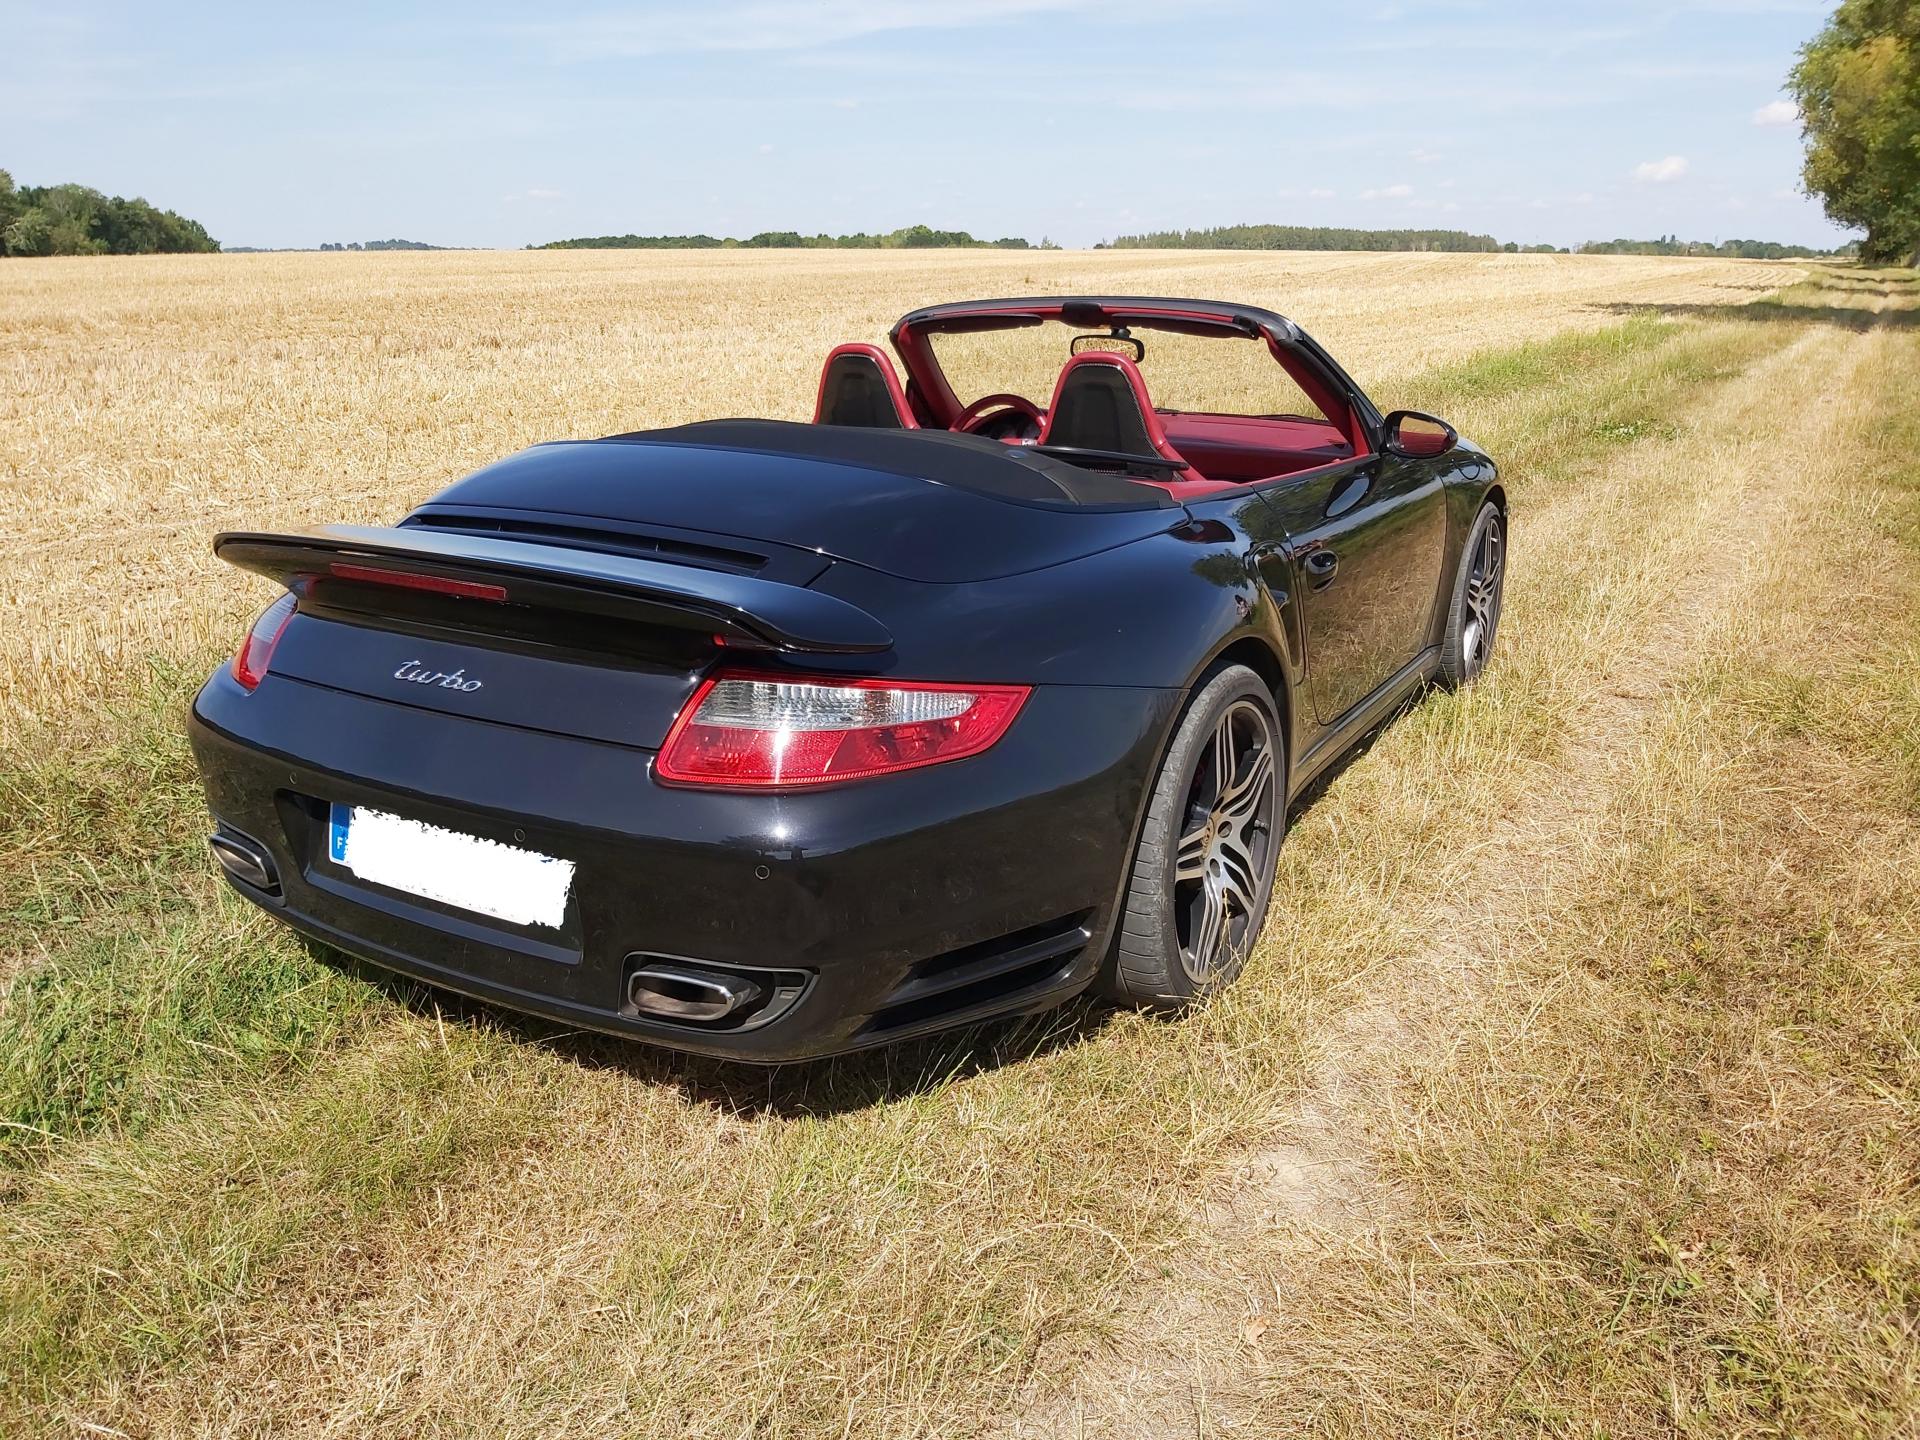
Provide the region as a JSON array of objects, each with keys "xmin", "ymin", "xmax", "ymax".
[
  {"xmin": 0, "ymin": 170, "xmax": 20, "ymax": 254},
  {"xmin": 1790, "ymin": 0, "xmax": 1920, "ymax": 264},
  {"xmin": 0, "ymin": 171, "xmax": 218, "ymax": 257}
]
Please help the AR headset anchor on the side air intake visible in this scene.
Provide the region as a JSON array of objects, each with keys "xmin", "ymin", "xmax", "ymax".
[{"xmin": 860, "ymin": 911, "xmax": 1092, "ymax": 1035}]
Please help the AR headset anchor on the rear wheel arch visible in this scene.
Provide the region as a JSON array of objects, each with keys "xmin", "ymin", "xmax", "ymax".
[
  {"xmin": 1101, "ymin": 660, "xmax": 1287, "ymax": 1007},
  {"xmin": 1106, "ymin": 635, "xmax": 1292, "ymax": 959}
]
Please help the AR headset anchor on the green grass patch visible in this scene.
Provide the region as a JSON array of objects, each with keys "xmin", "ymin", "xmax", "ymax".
[
  {"xmin": 2, "ymin": 655, "xmax": 212, "ymax": 939},
  {"xmin": 0, "ymin": 900, "xmax": 359, "ymax": 1161},
  {"xmin": 1, "ymin": 650, "xmax": 371, "ymax": 1162},
  {"xmin": 1404, "ymin": 311, "xmax": 1680, "ymax": 406},
  {"xmin": 0, "ymin": 1008, "xmax": 556, "ymax": 1414}
]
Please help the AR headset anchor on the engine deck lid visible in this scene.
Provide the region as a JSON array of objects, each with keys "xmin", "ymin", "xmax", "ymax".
[{"xmin": 418, "ymin": 421, "xmax": 1184, "ymax": 584}]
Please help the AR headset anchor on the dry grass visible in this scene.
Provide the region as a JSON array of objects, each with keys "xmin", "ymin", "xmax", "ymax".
[
  {"xmin": 1014, "ymin": 293, "xmax": 1920, "ymax": 1438},
  {"xmin": 2, "ymin": 251, "xmax": 1915, "ymax": 1438}
]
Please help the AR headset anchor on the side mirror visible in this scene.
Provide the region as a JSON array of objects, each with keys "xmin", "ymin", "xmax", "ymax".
[{"xmin": 1382, "ymin": 410, "xmax": 1457, "ymax": 459}]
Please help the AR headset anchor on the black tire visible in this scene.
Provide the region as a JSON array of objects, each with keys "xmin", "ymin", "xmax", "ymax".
[
  {"xmin": 1438, "ymin": 500, "xmax": 1506, "ymax": 688},
  {"xmin": 1103, "ymin": 664, "xmax": 1284, "ymax": 1010}
]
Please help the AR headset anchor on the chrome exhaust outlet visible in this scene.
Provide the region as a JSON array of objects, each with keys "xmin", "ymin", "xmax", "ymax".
[
  {"xmin": 626, "ymin": 962, "xmax": 764, "ymax": 1024},
  {"xmin": 209, "ymin": 830, "xmax": 279, "ymax": 894}
]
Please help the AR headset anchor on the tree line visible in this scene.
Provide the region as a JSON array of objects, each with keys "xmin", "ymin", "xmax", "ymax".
[
  {"xmin": 0, "ymin": 170, "xmax": 218, "ymax": 256},
  {"xmin": 1578, "ymin": 235, "xmax": 1855, "ymax": 258},
  {"xmin": 537, "ymin": 225, "xmax": 1054, "ymax": 250},
  {"xmin": 1098, "ymin": 226, "xmax": 1851, "ymax": 258},
  {"xmin": 1105, "ymin": 225, "xmax": 1502, "ymax": 252}
]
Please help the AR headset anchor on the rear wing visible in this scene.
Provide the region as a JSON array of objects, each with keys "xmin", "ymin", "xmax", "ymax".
[{"xmin": 214, "ymin": 524, "xmax": 894, "ymax": 655}]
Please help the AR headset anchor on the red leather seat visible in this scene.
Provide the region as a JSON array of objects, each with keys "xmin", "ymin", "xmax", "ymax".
[
  {"xmin": 813, "ymin": 344, "xmax": 917, "ymax": 429},
  {"xmin": 1036, "ymin": 352, "xmax": 1239, "ymax": 497}
]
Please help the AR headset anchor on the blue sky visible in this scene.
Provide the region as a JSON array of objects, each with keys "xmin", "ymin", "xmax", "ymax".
[{"xmin": 0, "ymin": 0, "xmax": 1850, "ymax": 251}]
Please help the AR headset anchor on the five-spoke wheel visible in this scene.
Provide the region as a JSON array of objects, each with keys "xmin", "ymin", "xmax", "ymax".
[
  {"xmin": 1441, "ymin": 500, "xmax": 1507, "ymax": 687},
  {"xmin": 1105, "ymin": 666, "xmax": 1283, "ymax": 1007},
  {"xmin": 1172, "ymin": 698, "xmax": 1279, "ymax": 983}
]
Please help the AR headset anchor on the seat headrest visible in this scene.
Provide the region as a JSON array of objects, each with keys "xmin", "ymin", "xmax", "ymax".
[
  {"xmin": 1041, "ymin": 353, "xmax": 1159, "ymax": 454},
  {"xmin": 1038, "ymin": 352, "xmax": 1200, "ymax": 485},
  {"xmin": 813, "ymin": 343, "xmax": 915, "ymax": 429}
]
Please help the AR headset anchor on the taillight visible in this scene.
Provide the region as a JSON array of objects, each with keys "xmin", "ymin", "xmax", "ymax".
[
  {"xmin": 656, "ymin": 671, "xmax": 1030, "ymax": 788},
  {"xmin": 232, "ymin": 592, "xmax": 297, "ymax": 691}
]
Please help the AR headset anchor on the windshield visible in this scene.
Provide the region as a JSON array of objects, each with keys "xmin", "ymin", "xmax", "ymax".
[{"xmin": 927, "ymin": 319, "xmax": 1329, "ymax": 422}]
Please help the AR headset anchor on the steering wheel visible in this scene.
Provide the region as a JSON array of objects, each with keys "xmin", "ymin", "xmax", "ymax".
[{"xmin": 953, "ymin": 392, "xmax": 1044, "ymax": 439}]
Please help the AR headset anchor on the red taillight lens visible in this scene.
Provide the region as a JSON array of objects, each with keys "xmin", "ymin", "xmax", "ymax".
[
  {"xmin": 656, "ymin": 671, "xmax": 1030, "ymax": 788},
  {"xmin": 327, "ymin": 563, "xmax": 509, "ymax": 602},
  {"xmin": 232, "ymin": 592, "xmax": 297, "ymax": 691}
]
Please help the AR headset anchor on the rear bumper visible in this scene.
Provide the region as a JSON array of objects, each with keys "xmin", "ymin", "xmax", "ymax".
[{"xmin": 188, "ymin": 667, "xmax": 1179, "ymax": 1061}]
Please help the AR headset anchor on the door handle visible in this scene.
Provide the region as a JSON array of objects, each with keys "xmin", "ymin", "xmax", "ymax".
[{"xmin": 1303, "ymin": 549, "xmax": 1339, "ymax": 588}]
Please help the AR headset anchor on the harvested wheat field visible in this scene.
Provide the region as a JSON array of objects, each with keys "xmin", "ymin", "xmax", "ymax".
[
  {"xmin": 2, "ymin": 252, "xmax": 1916, "ymax": 1438},
  {"xmin": 1, "ymin": 248, "xmax": 1798, "ymax": 737}
]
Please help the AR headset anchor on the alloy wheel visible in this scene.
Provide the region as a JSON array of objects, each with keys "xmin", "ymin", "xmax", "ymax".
[
  {"xmin": 1173, "ymin": 698, "xmax": 1279, "ymax": 984},
  {"xmin": 1462, "ymin": 515, "xmax": 1505, "ymax": 675}
]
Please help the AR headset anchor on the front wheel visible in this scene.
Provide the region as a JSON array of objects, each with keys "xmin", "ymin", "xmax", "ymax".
[
  {"xmin": 1103, "ymin": 665, "xmax": 1284, "ymax": 1010},
  {"xmin": 1438, "ymin": 500, "xmax": 1506, "ymax": 687}
]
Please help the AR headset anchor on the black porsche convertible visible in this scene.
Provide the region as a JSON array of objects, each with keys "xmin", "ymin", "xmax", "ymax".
[{"xmin": 189, "ymin": 295, "xmax": 1506, "ymax": 1061}]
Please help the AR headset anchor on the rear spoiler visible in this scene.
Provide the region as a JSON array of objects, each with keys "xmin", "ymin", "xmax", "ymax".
[{"xmin": 213, "ymin": 524, "xmax": 894, "ymax": 655}]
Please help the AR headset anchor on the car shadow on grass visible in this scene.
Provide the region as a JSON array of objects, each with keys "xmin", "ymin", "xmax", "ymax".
[
  {"xmin": 300, "ymin": 937, "xmax": 1122, "ymax": 1118},
  {"xmin": 1595, "ymin": 299, "xmax": 1920, "ymax": 331},
  {"xmin": 1808, "ymin": 278, "xmax": 1919, "ymax": 298}
]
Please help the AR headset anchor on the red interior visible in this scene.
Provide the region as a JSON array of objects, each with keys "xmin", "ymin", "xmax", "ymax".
[
  {"xmin": 1158, "ymin": 413, "xmax": 1355, "ymax": 481},
  {"xmin": 817, "ymin": 302, "xmax": 1373, "ymax": 495}
]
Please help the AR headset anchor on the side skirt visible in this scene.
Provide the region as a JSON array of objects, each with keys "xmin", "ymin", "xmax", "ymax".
[{"xmin": 1289, "ymin": 645, "xmax": 1439, "ymax": 798}]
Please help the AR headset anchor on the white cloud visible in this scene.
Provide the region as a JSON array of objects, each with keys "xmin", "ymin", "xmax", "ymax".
[
  {"xmin": 1359, "ymin": 183, "xmax": 1413, "ymax": 199},
  {"xmin": 1752, "ymin": 99, "xmax": 1798, "ymax": 127},
  {"xmin": 1632, "ymin": 155, "xmax": 1689, "ymax": 183},
  {"xmin": 1308, "ymin": 187, "xmax": 1336, "ymax": 199},
  {"xmin": 757, "ymin": 143, "xmax": 774, "ymax": 153},
  {"xmin": 1408, "ymin": 146, "xmax": 1441, "ymax": 163}
]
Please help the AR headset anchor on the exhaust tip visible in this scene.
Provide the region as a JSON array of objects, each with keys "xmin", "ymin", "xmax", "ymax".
[
  {"xmin": 209, "ymin": 830, "xmax": 280, "ymax": 895},
  {"xmin": 626, "ymin": 962, "xmax": 764, "ymax": 1024}
]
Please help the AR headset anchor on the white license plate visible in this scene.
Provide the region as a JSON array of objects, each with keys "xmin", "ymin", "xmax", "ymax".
[{"xmin": 328, "ymin": 804, "xmax": 575, "ymax": 929}]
